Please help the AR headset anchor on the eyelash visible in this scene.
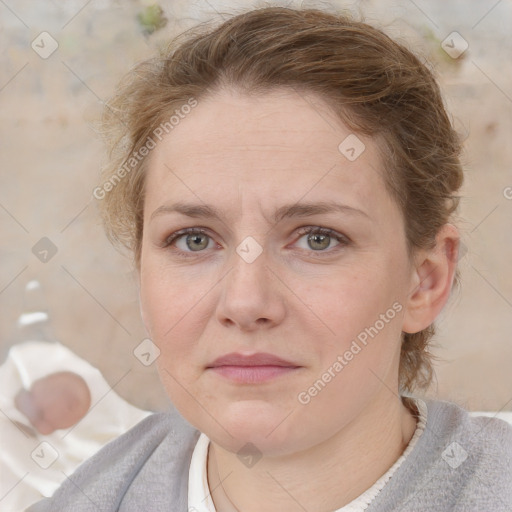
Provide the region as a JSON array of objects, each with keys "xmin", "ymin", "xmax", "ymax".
[{"xmin": 162, "ymin": 226, "xmax": 350, "ymax": 258}]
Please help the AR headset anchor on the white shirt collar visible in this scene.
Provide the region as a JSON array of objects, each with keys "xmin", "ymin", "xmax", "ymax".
[{"xmin": 188, "ymin": 431, "xmax": 217, "ymax": 512}]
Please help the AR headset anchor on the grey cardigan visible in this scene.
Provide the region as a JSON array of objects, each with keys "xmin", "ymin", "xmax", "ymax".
[{"xmin": 27, "ymin": 399, "xmax": 512, "ymax": 511}]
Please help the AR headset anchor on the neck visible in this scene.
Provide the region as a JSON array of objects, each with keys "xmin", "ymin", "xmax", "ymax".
[{"xmin": 207, "ymin": 394, "xmax": 417, "ymax": 512}]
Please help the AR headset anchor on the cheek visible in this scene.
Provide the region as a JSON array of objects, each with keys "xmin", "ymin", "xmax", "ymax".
[
  {"xmin": 301, "ymin": 261, "xmax": 407, "ymax": 388},
  {"xmin": 139, "ymin": 259, "xmax": 209, "ymax": 367},
  {"xmin": 301, "ymin": 263, "xmax": 395, "ymax": 336},
  {"xmin": 140, "ymin": 259, "xmax": 186, "ymax": 335}
]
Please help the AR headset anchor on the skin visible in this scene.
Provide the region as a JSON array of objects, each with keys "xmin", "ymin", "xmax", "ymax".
[
  {"xmin": 139, "ymin": 87, "xmax": 459, "ymax": 512},
  {"xmin": 15, "ymin": 371, "xmax": 91, "ymax": 435}
]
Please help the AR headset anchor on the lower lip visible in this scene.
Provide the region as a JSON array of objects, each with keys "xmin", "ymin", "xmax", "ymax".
[{"xmin": 208, "ymin": 365, "xmax": 300, "ymax": 383}]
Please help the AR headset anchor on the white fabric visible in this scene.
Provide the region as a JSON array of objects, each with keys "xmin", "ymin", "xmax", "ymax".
[
  {"xmin": 188, "ymin": 433, "xmax": 217, "ymax": 512},
  {"xmin": 188, "ymin": 398, "xmax": 428, "ymax": 512},
  {"xmin": 0, "ymin": 340, "xmax": 152, "ymax": 512}
]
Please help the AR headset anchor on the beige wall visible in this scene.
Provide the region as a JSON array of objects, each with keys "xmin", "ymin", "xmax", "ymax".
[{"xmin": 0, "ymin": 0, "xmax": 510, "ymax": 412}]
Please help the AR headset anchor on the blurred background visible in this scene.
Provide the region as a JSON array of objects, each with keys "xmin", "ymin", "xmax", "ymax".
[{"xmin": 0, "ymin": 0, "xmax": 511, "ymax": 412}]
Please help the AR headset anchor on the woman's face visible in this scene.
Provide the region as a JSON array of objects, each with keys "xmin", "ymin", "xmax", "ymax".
[{"xmin": 139, "ymin": 87, "xmax": 417, "ymax": 455}]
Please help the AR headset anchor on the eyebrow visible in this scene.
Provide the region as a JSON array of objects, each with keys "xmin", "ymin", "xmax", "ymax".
[{"xmin": 150, "ymin": 200, "xmax": 369, "ymax": 223}]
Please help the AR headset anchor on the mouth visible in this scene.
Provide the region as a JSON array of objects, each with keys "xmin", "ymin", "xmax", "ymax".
[{"xmin": 206, "ymin": 352, "xmax": 301, "ymax": 384}]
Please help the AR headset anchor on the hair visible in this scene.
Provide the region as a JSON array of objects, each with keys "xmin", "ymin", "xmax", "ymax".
[{"xmin": 96, "ymin": 5, "xmax": 464, "ymax": 393}]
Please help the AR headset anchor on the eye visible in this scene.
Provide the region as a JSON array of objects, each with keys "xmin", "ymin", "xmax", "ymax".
[
  {"xmin": 162, "ymin": 225, "xmax": 350, "ymax": 258},
  {"xmin": 294, "ymin": 226, "xmax": 350, "ymax": 254},
  {"xmin": 164, "ymin": 228, "xmax": 215, "ymax": 255}
]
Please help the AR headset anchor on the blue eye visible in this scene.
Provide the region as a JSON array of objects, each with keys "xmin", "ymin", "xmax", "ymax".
[{"xmin": 163, "ymin": 226, "xmax": 350, "ymax": 257}]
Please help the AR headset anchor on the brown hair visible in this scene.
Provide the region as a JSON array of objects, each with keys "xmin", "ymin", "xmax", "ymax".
[{"xmin": 96, "ymin": 6, "xmax": 464, "ymax": 393}]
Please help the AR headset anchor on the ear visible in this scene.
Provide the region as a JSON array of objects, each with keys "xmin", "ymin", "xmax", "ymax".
[{"xmin": 402, "ymin": 224, "xmax": 460, "ymax": 334}]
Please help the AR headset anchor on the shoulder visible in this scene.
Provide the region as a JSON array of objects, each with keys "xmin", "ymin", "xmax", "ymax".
[
  {"xmin": 427, "ymin": 398, "xmax": 512, "ymax": 463},
  {"xmin": 26, "ymin": 410, "xmax": 201, "ymax": 512},
  {"xmin": 368, "ymin": 398, "xmax": 512, "ymax": 511},
  {"xmin": 426, "ymin": 399, "xmax": 512, "ymax": 507}
]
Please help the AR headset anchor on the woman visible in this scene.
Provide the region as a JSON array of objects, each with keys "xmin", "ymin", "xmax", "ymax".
[{"xmin": 28, "ymin": 5, "xmax": 512, "ymax": 511}]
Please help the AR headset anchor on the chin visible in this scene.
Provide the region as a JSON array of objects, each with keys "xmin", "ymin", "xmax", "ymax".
[{"xmin": 198, "ymin": 400, "xmax": 301, "ymax": 456}]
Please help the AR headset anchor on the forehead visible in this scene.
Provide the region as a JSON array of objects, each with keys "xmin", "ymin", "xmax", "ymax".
[{"xmin": 144, "ymin": 88, "xmax": 395, "ymax": 220}]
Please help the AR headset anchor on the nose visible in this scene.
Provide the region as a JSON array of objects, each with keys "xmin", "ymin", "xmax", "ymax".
[{"xmin": 215, "ymin": 245, "xmax": 286, "ymax": 332}]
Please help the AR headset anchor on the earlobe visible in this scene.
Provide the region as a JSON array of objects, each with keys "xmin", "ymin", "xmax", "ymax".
[{"xmin": 402, "ymin": 224, "xmax": 460, "ymax": 334}]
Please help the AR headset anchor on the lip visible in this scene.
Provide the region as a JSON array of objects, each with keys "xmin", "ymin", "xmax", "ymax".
[
  {"xmin": 206, "ymin": 352, "xmax": 301, "ymax": 384},
  {"xmin": 208, "ymin": 352, "xmax": 297, "ymax": 368}
]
